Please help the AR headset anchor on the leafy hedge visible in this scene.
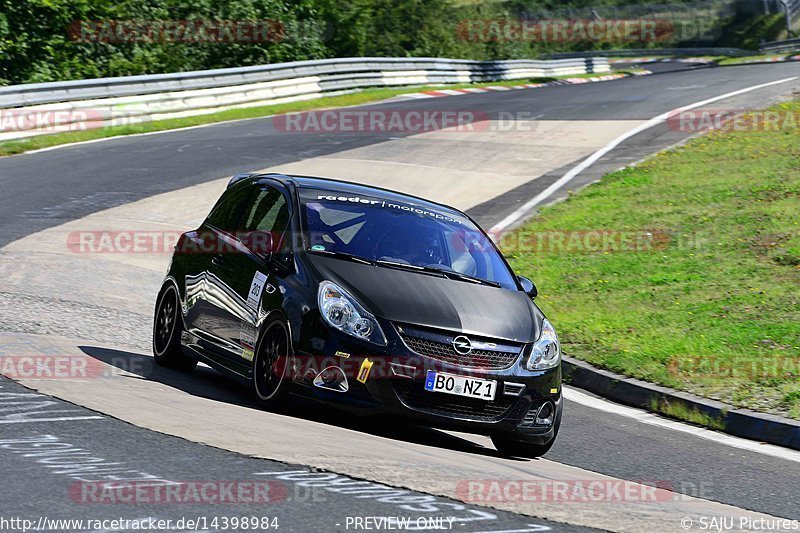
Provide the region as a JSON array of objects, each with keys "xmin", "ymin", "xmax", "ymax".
[
  {"xmin": 0, "ymin": 0, "xmax": 781, "ymax": 86},
  {"xmin": 0, "ymin": 0, "xmax": 328, "ymax": 85}
]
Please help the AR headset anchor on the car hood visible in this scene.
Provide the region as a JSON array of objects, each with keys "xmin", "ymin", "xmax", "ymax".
[{"xmin": 307, "ymin": 254, "xmax": 542, "ymax": 343}]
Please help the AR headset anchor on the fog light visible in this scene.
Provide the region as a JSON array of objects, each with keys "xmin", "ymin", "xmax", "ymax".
[
  {"xmin": 313, "ymin": 366, "xmax": 349, "ymax": 393},
  {"xmin": 535, "ymin": 401, "xmax": 555, "ymax": 426},
  {"xmin": 320, "ymin": 368, "xmax": 338, "ymax": 384}
]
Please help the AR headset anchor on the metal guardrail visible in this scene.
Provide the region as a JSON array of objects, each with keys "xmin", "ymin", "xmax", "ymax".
[
  {"xmin": 759, "ymin": 37, "xmax": 800, "ymax": 53},
  {"xmin": 0, "ymin": 56, "xmax": 608, "ymax": 141},
  {"xmin": 0, "ymin": 57, "xmax": 604, "ymax": 108},
  {"xmin": 544, "ymin": 48, "xmax": 751, "ymax": 59}
]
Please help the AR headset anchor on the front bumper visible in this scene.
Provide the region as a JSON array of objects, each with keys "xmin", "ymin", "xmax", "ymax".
[{"xmin": 289, "ymin": 316, "xmax": 562, "ymax": 444}]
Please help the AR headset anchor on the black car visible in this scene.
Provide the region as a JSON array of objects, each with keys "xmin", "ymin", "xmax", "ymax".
[{"xmin": 153, "ymin": 173, "xmax": 562, "ymax": 457}]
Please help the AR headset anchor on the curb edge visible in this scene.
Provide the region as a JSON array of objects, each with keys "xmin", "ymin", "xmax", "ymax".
[{"xmin": 562, "ymin": 355, "xmax": 800, "ymax": 451}]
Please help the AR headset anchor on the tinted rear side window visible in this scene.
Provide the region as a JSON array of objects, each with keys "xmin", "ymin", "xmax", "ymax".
[
  {"xmin": 206, "ymin": 185, "xmax": 252, "ymax": 231},
  {"xmin": 242, "ymin": 187, "xmax": 289, "ymax": 234},
  {"xmin": 241, "ymin": 186, "xmax": 292, "ymax": 252}
]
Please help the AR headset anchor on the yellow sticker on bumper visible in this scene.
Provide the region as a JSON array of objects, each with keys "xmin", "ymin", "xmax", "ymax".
[{"xmin": 357, "ymin": 358, "xmax": 374, "ymax": 383}]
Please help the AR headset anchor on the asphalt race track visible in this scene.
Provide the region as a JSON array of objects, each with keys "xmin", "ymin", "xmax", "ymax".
[{"xmin": 1, "ymin": 63, "xmax": 800, "ymax": 532}]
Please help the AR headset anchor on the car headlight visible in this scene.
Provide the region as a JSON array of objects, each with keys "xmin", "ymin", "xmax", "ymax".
[
  {"xmin": 526, "ymin": 318, "xmax": 560, "ymax": 371},
  {"xmin": 317, "ymin": 281, "xmax": 387, "ymax": 345}
]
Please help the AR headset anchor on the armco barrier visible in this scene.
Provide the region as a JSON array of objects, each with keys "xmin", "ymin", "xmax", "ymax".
[
  {"xmin": 544, "ymin": 47, "xmax": 750, "ymax": 58},
  {"xmin": 0, "ymin": 57, "xmax": 609, "ymax": 141},
  {"xmin": 760, "ymin": 37, "xmax": 800, "ymax": 53}
]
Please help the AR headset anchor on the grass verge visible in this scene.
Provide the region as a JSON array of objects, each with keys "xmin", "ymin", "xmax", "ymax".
[
  {"xmin": 0, "ymin": 71, "xmax": 637, "ymax": 158},
  {"xmin": 505, "ymin": 100, "xmax": 800, "ymax": 421},
  {"xmin": 718, "ymin": 53, "xmax": 797, "ymax": 66},
  {"xmin": 648, "ymin": 398, "xmax": 727, "ymax": 431}
]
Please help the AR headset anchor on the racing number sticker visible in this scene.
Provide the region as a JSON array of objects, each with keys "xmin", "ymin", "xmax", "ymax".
[{"xmin": 247, "ymin": 271, "xmax": 268, "ymax": 310}]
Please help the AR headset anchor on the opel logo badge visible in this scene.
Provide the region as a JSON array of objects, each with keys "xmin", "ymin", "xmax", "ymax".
[{"xmin": 452, "ymin": 335, "xmax": 473, "ymax": 355}]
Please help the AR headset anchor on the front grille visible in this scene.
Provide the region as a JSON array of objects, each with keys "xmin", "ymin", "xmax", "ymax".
[
  {"xmin": 397, "ymin": 324, "xmax": 522, "ymax": 370},
  {"xmin": 393, "ymin": 379, "xmax": 517, "ymax": 422}
]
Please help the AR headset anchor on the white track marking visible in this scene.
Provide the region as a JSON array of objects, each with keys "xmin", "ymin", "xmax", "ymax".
[
  {"xmin": 0, "ymin": 415, "xmax": 104, "ymax": 424},
  {"xmin": 491, "ymin": 76, "xmax": 800, "ymax": 233},
  {"xmin": 564, "ymin": 386, "xmax": 800, "ymax": 463},
  {"xmin": 23, "ymin": 119, "xmax": 250, "ymax": 155}
]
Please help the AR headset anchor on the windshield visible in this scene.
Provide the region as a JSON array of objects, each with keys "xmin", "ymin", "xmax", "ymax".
[{"xmin": 299, "ymin": 188, "xmax": 518, "ymax": 290}]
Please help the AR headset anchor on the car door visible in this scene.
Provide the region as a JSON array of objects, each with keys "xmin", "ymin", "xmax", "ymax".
[
  {"xmin": 184, "ymin": 183, "xmax": 253, "ymax": 362},
  {"xmin": 208, "ymin": 183, "xmax": 292, "ymax": 369}
]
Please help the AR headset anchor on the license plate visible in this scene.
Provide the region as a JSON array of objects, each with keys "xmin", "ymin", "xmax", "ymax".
[{"xmin": 424, "ymin": 371, "xmax": 497, "ymax": 401}]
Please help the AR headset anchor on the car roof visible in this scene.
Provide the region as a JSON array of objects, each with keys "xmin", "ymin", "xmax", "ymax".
[{"xmin": 253, "ymin": 173, "xmax": 466, "ymax": 216}]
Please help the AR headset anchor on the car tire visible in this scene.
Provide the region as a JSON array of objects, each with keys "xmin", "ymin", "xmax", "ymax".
[
  {"xmin": 252, "ymin": 319, "xmax": 291, "ymax": 408},
  {"xmin": 153, "ymin": 284, "xmax": 197, "ymax": 371}
]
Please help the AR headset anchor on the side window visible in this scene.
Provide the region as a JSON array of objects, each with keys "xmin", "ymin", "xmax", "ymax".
[
  {"xmin": 205, "ymin": 185, "xmax": 252, "ymax": 232},
  {"xmin": 241, "ymin": 186, "xmax": 291, "ymax": 251},
  {"xmin": 243, "ymin": 188, "xmax": 285, "ymax": 231}
]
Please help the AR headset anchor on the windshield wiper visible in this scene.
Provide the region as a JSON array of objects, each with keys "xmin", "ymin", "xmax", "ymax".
[
  {"xmin": 375, "ymin": 260, "xmax": 500, "ymax": 287},
  {"xmin": 374, "ymin": 260, "xmax": 439, "ymax": 279},
  {"xmin": 308, "ymin": 249, "xmax": 374, "ymax": 265},
  {"xmin": 375, "ymin": 259, "xmax": 427, "ymax": 271},
  {"xmin": 424, "ymin": 266, "xmax": 501, "ymax": 287}
]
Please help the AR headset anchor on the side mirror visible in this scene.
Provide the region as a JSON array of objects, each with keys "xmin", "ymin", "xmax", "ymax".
[
  {"xmin": 518, "ymin": 276, "xmax": 538, "ymax": 299},
  {"xmin": 243, "ymin": 230, "xmax": 273, "ymax": 263}
]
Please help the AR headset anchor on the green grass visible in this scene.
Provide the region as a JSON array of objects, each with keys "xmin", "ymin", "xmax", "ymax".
[
  {"xmin": 607, "ymin": 55, "xmax": 725, "ymax": 61},
  {"xmin": 0, "ymin": 71, "xmax": 634, "ymax": 158},
  {"xmin": 608, "ymin": 54, "xmax": 797, "ymax": 66},
  {"xmin": 505, "ymin": 100, "xmax": 800, "ymax": 420},
  {"xmin": 718, "ymin": 53, "xmax": 795, "ymax": 66},
  {"xmin": 648, "ymin": 398, "xmax": 727, "ymax": 431},
  {"xmin": 605, "ymin": 54, "xmax": 799, "ymax": 66}
]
